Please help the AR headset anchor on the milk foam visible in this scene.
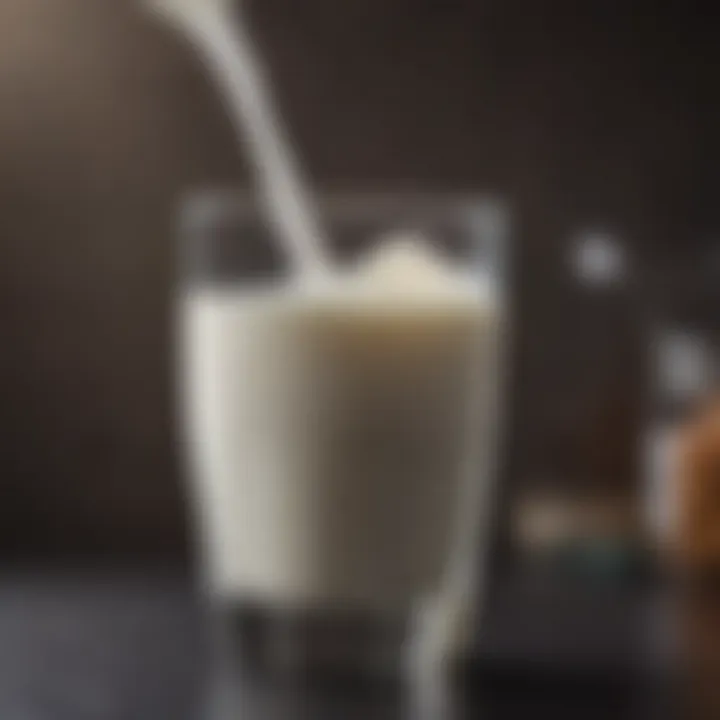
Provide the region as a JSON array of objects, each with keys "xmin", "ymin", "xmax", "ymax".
[{"xmin": 274, "ymin": 234, "xmax": 495, "ymax": 315}]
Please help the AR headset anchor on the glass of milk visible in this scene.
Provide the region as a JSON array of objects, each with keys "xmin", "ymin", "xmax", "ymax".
[{"xmin": 178, "ymin": 191, "xmax": 508, "ymax": 690}]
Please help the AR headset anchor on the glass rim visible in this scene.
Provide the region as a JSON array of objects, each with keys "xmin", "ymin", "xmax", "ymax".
[
  {"xmin": 179, "ymin": 188, "xmax": 510, "ymax": 230},
  {"xmin": 178, "ymin": 189, "xmax": 512, "ymax": 289}
]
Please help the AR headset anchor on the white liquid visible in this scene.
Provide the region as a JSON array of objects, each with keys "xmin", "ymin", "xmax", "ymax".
[
  {"xmin": 149, "ymin": 2, "xmax": 501, "ymax": 651},
  {"xmin": 182, "ymin": 252, "xmax": 498, "ymax": 610}
]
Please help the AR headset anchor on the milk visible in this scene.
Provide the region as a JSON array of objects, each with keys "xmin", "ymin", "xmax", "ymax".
[
  {"xmin": 149, "ymin": 0, "xmax": 502, "ymax": 664},
  {"xmin": 182, "ymin": 243, "xmax": 498, "ymax": 610}
]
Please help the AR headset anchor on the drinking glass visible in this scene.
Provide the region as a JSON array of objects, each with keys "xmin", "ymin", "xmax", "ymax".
[{"xmin": 177, "ymin": 192, "xmax": 509, "ymax": 713}]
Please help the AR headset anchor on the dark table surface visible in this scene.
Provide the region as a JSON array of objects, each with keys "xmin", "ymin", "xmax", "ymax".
[{"xmin": 0, "ymin": 570, "xmax": 685, "ymax": 719}]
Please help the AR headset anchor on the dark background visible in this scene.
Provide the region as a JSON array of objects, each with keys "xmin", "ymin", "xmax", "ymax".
[{"xmin": 0, "ymin": 0, "xmax": 717, "ymax": 562}]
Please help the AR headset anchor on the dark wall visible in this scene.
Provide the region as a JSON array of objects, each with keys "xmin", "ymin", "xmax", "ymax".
[{"xmin": 0, "ymin": 0, "xmax": 716, "ymax": 560}]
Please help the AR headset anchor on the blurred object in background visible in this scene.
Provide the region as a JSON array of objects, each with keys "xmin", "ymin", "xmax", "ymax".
[
  {"xmin": 676, "ymin": 397, "xmax": 720, "ymax": 575},
  {"xmin": 514, "ymin": 488, "xmax": 640, "ymax": 582},
  {"xmin": 642, "ymin": 244, "xmax": 720, "ymax": 575},
  {"xmin": 510, "ymin": 230, "xmax": 646, "ymax": 584},
  {"xmin": 644, "ymin": 330, "xmax": 715, "ymax": 567},
  {"xmin": 571, "ymin": 230, "xmax": 628, "ymax": 288}
]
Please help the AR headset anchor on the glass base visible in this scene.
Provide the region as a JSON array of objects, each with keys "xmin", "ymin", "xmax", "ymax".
[
  {"xmin": 210, "ymin": 601, "xmax": 409, "ymax": 680},
  {"xmin": 204, "ymin": 602, "xmax": 410, "ymax": 719}
]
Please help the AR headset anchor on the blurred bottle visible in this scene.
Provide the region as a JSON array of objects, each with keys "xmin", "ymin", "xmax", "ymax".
[
  {"xmin": 675, "ymin": 395, "xmax": 720, "ymax": 574},
  {"xmin": 643, "ymin": 330, "xmax": 715, "ymax": 562},
  {"xmin": 642, "ymin": 245, "xmax": 720, "ymax": 573},
  {"xmin": 512, "ymin": 230, "xmax": 646, "ymax": 582}
]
